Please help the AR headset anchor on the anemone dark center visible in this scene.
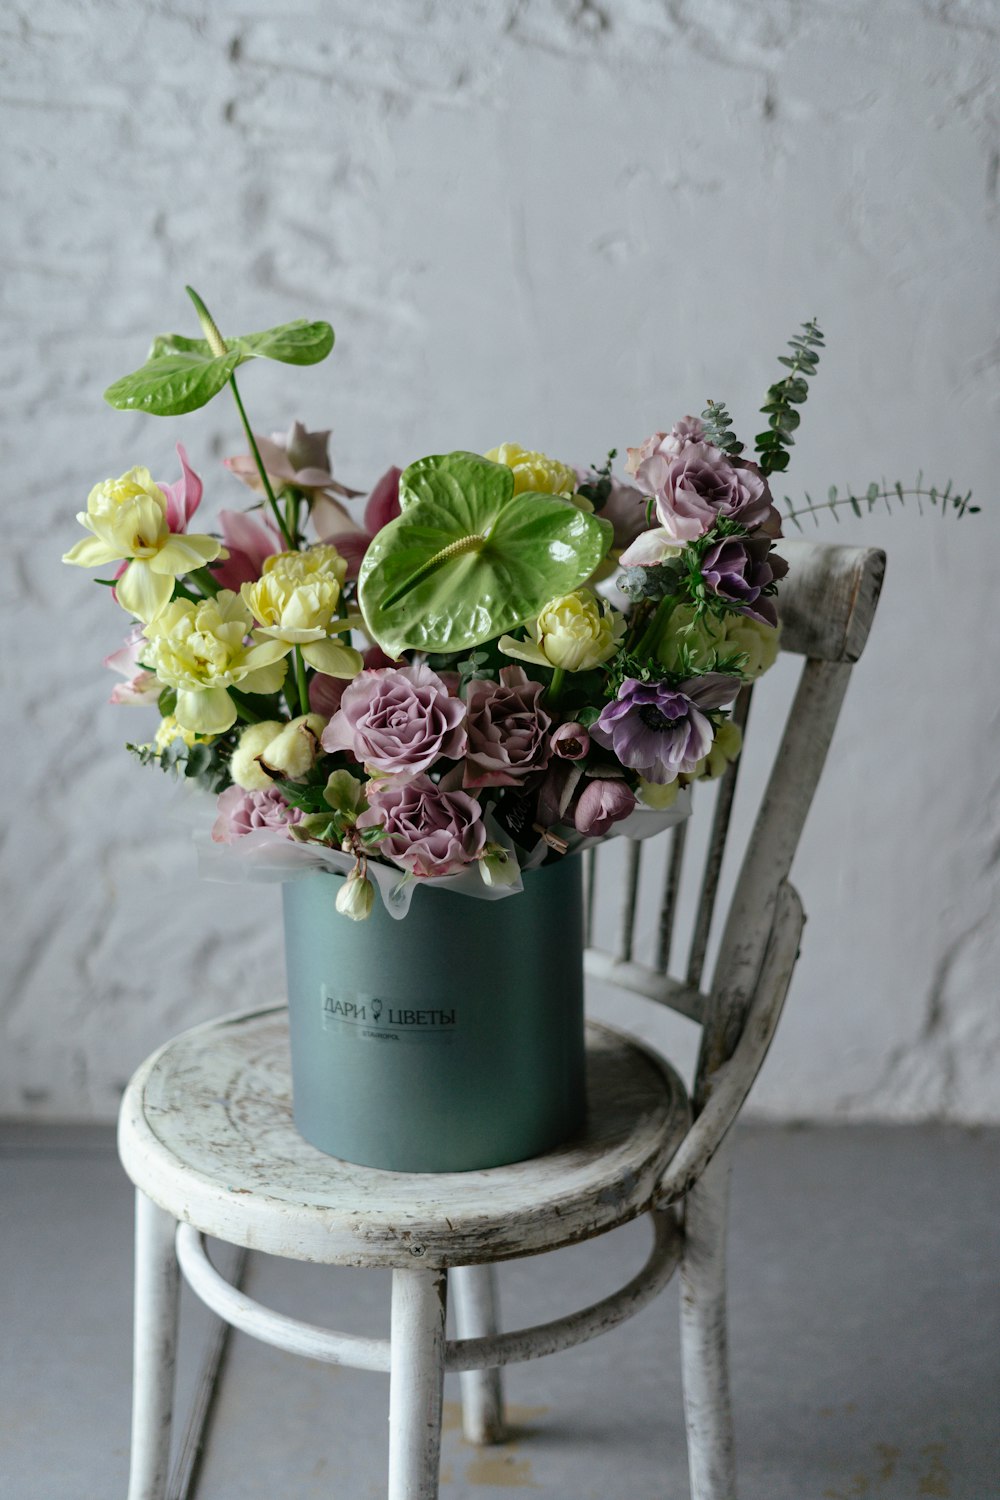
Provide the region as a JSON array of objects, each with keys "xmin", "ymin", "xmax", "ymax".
[{"xmin": 638, "ymin": 705, "xmax": 683, "ymax": 732}]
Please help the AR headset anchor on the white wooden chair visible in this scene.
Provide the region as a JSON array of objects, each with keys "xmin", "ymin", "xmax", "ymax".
[{"xmin": 117, "ymin": 537, "xmax": 885, "ymax": 1500}]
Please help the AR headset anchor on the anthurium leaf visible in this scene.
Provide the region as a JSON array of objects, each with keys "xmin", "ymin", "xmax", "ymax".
[
  {"xmin": 358, "ymin": 451, "xmax": 613, "ymax": 656},
  {"xmin": 107, "ymin": 321, "xmax": 334, "ymax": 416},
  {"xmin": 103, "ymin": 350, "xmax": 243, "ymax": 416},
  {"xmin": 234, "ymin": 320, "xmax": 334, "ymax": 365}
]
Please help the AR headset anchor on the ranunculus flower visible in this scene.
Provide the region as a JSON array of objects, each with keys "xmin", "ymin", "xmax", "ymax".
[
  {"xmin": 700, "ymin": 536, "xmax": 788, "ymax": 627},
  {"xmin": 486, "ymin": 443, "xmax": 578, "ymax": 497},
  {"xmin": 63, "ymin": 466, "xmax": 224, "ymax": 622},
  {"xmin": 322, "ymin": 663, "xmax": 466, "ymax": 777},
  {"xmin": 316, "ymin": 466, "xmax": 403, "ymax": 579},
  {"xmin": 464, "ymin": 666, "xmax": 553, "ymax": 788},
  {"xmin": 656, "ymin": 603, "xmax": 780, "ymax": 682},
  {"xmin": 574, "ymin": 778, "xmax": 636, "ymax": 836},
  {"xmin": 591, "ymin": 674, "xmax": 740, "ymax": 785},
  {"xmin": 211, "ymin": 785, "xmax": 303, "ymax": 843},
  {"xmin": 211, "ymin": 509, "xmax": 282, "ymax": 592},
  {"xmin": 356, "ymin": 775, "xmax": 486, "ymax": 878},
  {"xmin": 499, "ymin": 591, "xmax": 625, "ymax": 673}
]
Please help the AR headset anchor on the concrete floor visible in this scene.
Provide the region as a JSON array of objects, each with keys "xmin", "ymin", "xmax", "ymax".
[{"xmin": 1, "ymin": 1122, "xmax": 998, "ymax": 1500}]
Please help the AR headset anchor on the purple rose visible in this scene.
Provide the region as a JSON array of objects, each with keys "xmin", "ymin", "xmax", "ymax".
[
  {"xmin": 322, "ymin": 663, "xmax": 466, "ymax": 777},
  {"xmin": 464, "ymin": 666, "xmax": 553, "ymax": 788},
  {"xmin": 639, "ymin": 443, "xmax": 776, "ymax": 543},
  {"xmin": 591, "ymin": 674, "xmax": 740, "ymax": 785},
  {"xmin": 701, "ymin": 537, "xmax": 789, "ymax": 627},
  {"xmin": 211, "ymin": 785, "xmax": 303, "ymax": 843},
  {"xmin": 574, "ymin": 778, "xmax": 636, "ymax": 836},
  {"xmin": 356, "ymin": 775, "xmax": 486, "ymax": 878}
]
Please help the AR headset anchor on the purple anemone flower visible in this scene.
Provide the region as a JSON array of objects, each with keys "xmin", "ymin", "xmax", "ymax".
[
  {"xmin": 701, "ymin": 537, "xmax": 789, "ymax": 627},
  {"xmin": 591, "ymin": 673, "xmax": 740, "ymax": 785}
]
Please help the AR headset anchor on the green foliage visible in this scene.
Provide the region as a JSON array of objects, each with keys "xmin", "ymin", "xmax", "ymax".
[
  {"xmin": 126, "ymin": 737, "xmax": 230, "ymax": 794},
  {"xmin": 756, "ymin": 320, "xmax": 824, "ymax": 476},
  {"xmin": 575, "ymin": 449, "xmax": 618, "ymax": 509},
  {"xmin": 104, "ymin": 285, "xmax": 334, "ymax": 417},
  {"xmin": 358, "ymin": 451, "xmax": 613, "ymax": 657},
  {"xmin": 700, "ymin": 400, "xmax": 744, "ymax": 457},
  {"xmin": 617, "ymin": 559, "xmax": 686, "ymax": 602},
  {"xmin": 782, "ymin": 478, "xmax": 979, "ymax": 530}
]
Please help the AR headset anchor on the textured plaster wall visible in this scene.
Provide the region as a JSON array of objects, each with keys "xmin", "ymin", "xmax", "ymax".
[{"xmin": 2, "ymin": 0, "xmax": 999, "ymax": 1123}]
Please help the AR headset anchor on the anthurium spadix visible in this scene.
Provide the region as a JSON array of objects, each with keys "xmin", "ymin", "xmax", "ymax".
[
  {"xmin": 358, "ymin": 452, "xmax": 614, "ymax": 657},
  {"xmin": 103, "ymin": 286, "xmax": 334, "ymax": 418}
]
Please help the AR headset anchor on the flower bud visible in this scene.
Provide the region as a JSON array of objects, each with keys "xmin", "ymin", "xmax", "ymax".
[
  {"xmin": 551, "ymin": 722, "xmax": 590, "ymax": 760},
  {"xmin": 336, "ymin": 869, "xmax": 376, "ymax": 921},
  {"xmin": 479, "ymin": 843, "xmax": 520, "ymax": 889},
  {"xmin": 260, "ymin": 713, "xmax": 327, "ymax": 778},
  {"xmin": 229, "ymin": 720, "xmax": 285, "ymax": 790}
]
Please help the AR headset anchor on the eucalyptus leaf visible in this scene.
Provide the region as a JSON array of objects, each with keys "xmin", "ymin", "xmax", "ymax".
[{"xmin": 358, "ymin": 452, "xmax": 613, "ymax": 656}]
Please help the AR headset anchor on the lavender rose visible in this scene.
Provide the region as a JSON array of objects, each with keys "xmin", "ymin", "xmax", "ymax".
[
  {"xmin": 464, "ymin": 666, "xmax": 553, "ymax": 788},
  {"xmin": 643, "ymin": 443, "xmax": 776, "ymax": 543},
  {"xmin": 625, "ymin": 418, "xmax": 705, "ymax": 477},
  {"xmin": 574, "ymin": 778, "xmax": 636, "ymax": 836},
  {"xmin": 356, "ymin": 775, "xmax": 486, "ymax": 878},
  {"xmin": 211, "ymin": 785, "xmax": 303, "ymax": 843},
  {"xmin": 700, "ymin": 536, "xmax": 789, "ymax": 627},
  {"xmin": 591, "ymin": 673, "xmax": 740, "ymax": 785},
  {"xmin": 322, "ymin": 663, "xmax": 466, "ymax": 777}
]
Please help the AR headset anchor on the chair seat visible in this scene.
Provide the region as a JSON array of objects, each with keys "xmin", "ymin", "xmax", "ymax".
[{"xmin": 118, "ymin": 1005, "xmax": 691, "ymax": 1269}]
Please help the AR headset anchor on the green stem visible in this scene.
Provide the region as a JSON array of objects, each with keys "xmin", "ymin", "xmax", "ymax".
[
  {"xmin": 230, "ymin": 690, "xmax": 263, "ymax": 724},
  {"xmin": 548, "ymin": 667, "xmax": 566, "ymax": 707},
  {"xmin": 186, "ymin": 566, "xmax": 221, "ymax": 597},
  {"xmin": 294, "ymin": 647, "xmax": 310, "ymax": 717},
  {"xmin": 228, "ymin": 372, "xmax": 295, "ymax": 550},
  {"xmin": 633, "ymin": 595, "xmax": 677, "ymax": 660}
]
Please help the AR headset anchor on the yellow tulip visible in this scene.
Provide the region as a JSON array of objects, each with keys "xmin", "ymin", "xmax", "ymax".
[
  {"xmin": 486, "ymin": 443, "xmax": 578, "ymax": 499},
  {"xmin": 499, "ymin": 590, "xmax": 625, "ymax": 673},
  {"xmin": 142, "ymin": 591, "xmax": 288, "ymax": 735},
  {"xmin": 62, "ymin": 467, "xmax": 223, "ymax": 622},
  {"xmin": 241, "ymin": 546, "xmax": 363, "ymax": 678}
]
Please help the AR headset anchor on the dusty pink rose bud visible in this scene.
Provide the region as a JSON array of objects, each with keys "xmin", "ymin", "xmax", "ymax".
[
  {"xmin": 211, "ymin": 785, "xmax": 302, "ymax": 843},
  {"xmin": 464, "ymin": 666, "xmax": 553, "ymax": 788},
  {"xmin": 356, "ymin": 775, "xmax": 486, "ymax": 878},
  {"xmin": 551, "ymin": 722, "xmax": 590, "ymax": 760},
  {"xmin": 322, "ymin": 663, "xmax": 466, "ymax": 777},
  {"xmin": 574, "ymin": 778, "xmax": 636, "ymax": 836}
]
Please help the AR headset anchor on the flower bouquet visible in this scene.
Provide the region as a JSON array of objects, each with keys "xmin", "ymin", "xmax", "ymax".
[{"xmin": 63, "ymin": 288, "xmax": 801, "ymax": 1169}]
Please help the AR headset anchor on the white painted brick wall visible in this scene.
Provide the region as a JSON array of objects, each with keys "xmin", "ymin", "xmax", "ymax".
[{"xmin": 4, "ymin": 0, "xmax": 999, "ymax": 1121}]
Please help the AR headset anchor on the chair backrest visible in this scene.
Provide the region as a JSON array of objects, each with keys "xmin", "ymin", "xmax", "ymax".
[{"xmin": 584, "ymin": 539, "xmax": 886, "ymax": 1106}]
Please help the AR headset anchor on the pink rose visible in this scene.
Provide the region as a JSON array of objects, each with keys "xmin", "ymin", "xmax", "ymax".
[
  {"xmin": 640, "ymin": 443, "xmax": 776, "ymax": 543},
  {"xmin": 211, "ymin": 785, "xmax": 303, "ymax": 843},
  {"xmin": 356, "ymin": 775, "xmax": 486, "ymax": 878},
  {"xmin": 322, "ymin": 663, "xmax": 466, "ymax": 777},
  {"xmin": 464, "ymin": 666, "xmax": 553, "ymax": 789},
  {"xmin": 625, "ymin": 418, "xmax": 704, "ymax": 478}
]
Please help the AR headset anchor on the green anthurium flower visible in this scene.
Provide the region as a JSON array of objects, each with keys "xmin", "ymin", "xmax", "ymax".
[
  {"xmin": 103, "ymin": 286, "xmax": 334, "ymax": 417},
  {"xmin": 358, "ymin": 452, "xmax": 613, "ymax": 657}
]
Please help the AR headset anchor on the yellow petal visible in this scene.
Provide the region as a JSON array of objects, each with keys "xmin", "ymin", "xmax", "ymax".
[
  {"xmin": 62, "ymin": 535, "xmax": 123, "ymax": 568},
  {"xmin": 239, "ymin": 658, "xmax": 288, "ymax": 696},
  {"xmin": 115, "ymin": 560, "xmax": 174, "ymax": 622},
  {"xmin": 175, "ymin": 686, "xmax": 237, "ymax": 735},
  {"xmin": 150, "ymin": 533, "xmax": 223, "ymax": 575},
  {"xmin": 301, "ymin": 639, "xmax": 364, "ymax": 677},
  {"xmin": 497, "ymin": 633, "xmax": 549, "ymax": 667}
]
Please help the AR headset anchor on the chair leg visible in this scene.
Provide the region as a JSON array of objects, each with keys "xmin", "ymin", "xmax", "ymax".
[
  {"xmin": 127, "ymin": 1191, "xmax": 181, "ymax": 1500},
  {"xmin": 388, "ymin": 1267, "xmax": 448, "ymax": 1500},
  {"xmin": 450, "ymin": 1265, "xmax": 506, "ymax": 1444},
  {"xmin": 680, "ymin": 1141, "xmax": 737, "ymax": 1500}
]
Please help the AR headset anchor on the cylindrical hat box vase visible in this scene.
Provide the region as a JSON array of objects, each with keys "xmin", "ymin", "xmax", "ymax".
[{"xmin": 282, "ymin": 856, "xmax": 586, "ymax": 1172}]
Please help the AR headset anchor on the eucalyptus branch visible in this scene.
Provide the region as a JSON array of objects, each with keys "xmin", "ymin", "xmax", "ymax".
[
  {"xmin": 782, "ymin": 479, "xmax": 979, "ymax": 530},
  {"xmin": 700, "ymin": 399, "xmax": 744, "ymax": 456},
  {"xmin": 756, "ymin": 319, "xmax": 824, "ymax": 476}
]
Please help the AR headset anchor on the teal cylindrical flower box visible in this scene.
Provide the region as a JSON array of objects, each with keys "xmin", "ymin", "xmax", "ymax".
[{"xmin": 282, "ymin": 858, "xmax": 586, "ymax": 1172}]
